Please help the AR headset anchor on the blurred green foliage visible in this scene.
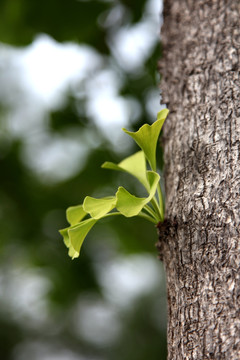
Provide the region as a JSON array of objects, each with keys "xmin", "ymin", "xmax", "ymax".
[
  {"xmin": 0, "ymin": 0, "xmax": 109, "ymax": 49},
  {"xmin": 0, "ymin": 0, "xmax": 167, "ymax": 359}
]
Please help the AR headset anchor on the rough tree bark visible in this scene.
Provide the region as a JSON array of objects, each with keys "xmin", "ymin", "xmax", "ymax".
[{"xmin": 157, "ymin": 0, "xmax": 240, "ymax": 359}]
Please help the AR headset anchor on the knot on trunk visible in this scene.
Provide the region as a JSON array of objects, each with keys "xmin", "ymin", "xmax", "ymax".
[{"xmin": 156, "ymin": 218, "xmax": 178, "ymax": 261}]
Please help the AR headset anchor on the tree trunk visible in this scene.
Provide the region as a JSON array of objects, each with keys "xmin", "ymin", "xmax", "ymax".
[{"xmin": 157, "ymin": 0, "xmax": 240, "ymax": 359}]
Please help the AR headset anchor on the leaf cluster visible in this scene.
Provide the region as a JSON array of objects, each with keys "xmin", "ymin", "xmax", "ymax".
[{"xmin": 60, "ymin": 109, "xmax": 169, "ymax": 259}]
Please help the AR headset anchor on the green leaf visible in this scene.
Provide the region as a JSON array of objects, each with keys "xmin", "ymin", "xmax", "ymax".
[
  {"xmin": 122, "ymin": 108, "xmax": 169, "ymax": 171},
  {"xmin": 157, "ymin": 108, "xmax": 169, "ymax": 122},
  {"xmin": 68, "ymin": 246, "xmax": 79, "ymax": 260},
  {"xmin": 59, "ymin": 227, "xmax": 79, "ymax": 259},
  {"xmin": 83, "ymin": 196, "xmax": 116, "ymax": 219},
  {"xmin": 66, "ymin": 204, "xmax": 87, "ymax": 226},
  {"xmin": 116, "ymin": 171, "xmax": 160, "ymax": 217},
  {"xmin": 59, "ymin": 228, "xmax": 70, "ymax": 248},
  {"xmin": 102, "ymin": 151, "xmax": 149, "ymax": 190},
  {"xmin": 68, "ymin": 219, "xmax": 97, "ymax": 257},
  {"xmin": 116, "ymin": 188, "xmax": 147, "ymax": 217},
  {"xmin": 60, "ymin": 218, "xmax": 97, "ymax": 259}
]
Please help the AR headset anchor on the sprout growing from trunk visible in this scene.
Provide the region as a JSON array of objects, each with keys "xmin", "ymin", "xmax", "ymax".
[{"xmin": 59, "ymin": 109, "xmax": 169, "ymax": 259}]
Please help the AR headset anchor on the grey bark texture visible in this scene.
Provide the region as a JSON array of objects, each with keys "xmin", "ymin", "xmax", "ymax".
[{"xmin": 157, "ymin": 0, "xmax": 240, "ymax": 359}]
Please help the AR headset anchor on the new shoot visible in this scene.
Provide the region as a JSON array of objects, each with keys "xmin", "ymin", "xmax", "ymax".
[{"xmin": 59, "ymin": 109, "xmax": 169, "ymax": 259}]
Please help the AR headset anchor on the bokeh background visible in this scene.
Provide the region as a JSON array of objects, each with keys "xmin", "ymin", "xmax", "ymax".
[{"xmin": 0, "ymin": 0, "xmax": 167, "ymax": 359}]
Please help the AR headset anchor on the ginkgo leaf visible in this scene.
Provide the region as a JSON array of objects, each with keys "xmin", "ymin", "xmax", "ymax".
[
  {"xmin": 59, "ymin": 110, "xmax": 169, "ymax": 260},
  {"xmin": 59, "ymin": 228, "xmax": 70, "ymax": 248},
  {"xmin": 102, "ymin": 151, "xmax": 149, "ymax": 190},
  {"xmin": 116, "ymin": 187, "xmax": 147, "ymax": 217},
  {"xmin": 59, "ymin": 227, "xmax": 79, "ymax": 259},
  {"xmin": 66, "ymin": 204, "xmax": 87, "ymax": 226},
  {"xmin": 122, "ymin": 109, "xmax": 169, "ymax": 171},
  {"xmin": 68, "ymin": 245, "xmax": 79, "ymax": 259},
  {"xmin": 116, "ymin": 171, "xmax": 160, "ymax": 217},
  {"xmin": 60, "ymin": 218, "xmax": 97, "ymax": 259},
  {"xmin": 68, "ymin": 218, "xmax": 97, "ymax": 257},
  {"xmin": 83, "ymin": 196, "xmax": 116, "ymax": 219},
  {"xmin": 157, "ymin": 108, "xmax": 169, "ymax": 122}
]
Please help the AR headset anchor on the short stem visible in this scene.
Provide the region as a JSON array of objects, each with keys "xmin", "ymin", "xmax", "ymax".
[
  {"xmin": 144, "ymin": 204, "xmax": 159, "ymax": 222},
  {"xmin": 102, "ymin": 212, "xmax": 123, "ymax": 219},
  {"xmin": 157, "ymin": 184, "xmax": 164, "ymax": 221},
  {"xmin": 138, "ymin": 211, "xmax": 158, "ymax": 224},
  {"xmin": 150, "ymin": 196, "xmax": 162, "ymax": 221},
  {"xmin": 102, "ymin": 211, "xmax": 157, "ymax": 224}
]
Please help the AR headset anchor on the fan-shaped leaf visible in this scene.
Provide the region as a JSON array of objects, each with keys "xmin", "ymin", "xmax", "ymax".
[
  {"xmin": 122, "ymin": 109, "xmax": 169, "ymax": 171},
  {"xmin": 83, "ymin": 196, "xmax": 116, "ymax": 219},
  {"xmin": 102, "ymin": 151, "xmax": 149, "ymax": 189},
  {"xmin": 68, "ymin": 218, "xmax": 97, "ymax": 257},
  {"xmin": 116, "ymin": 188, "xmax": 147, "ymax": 217},
  {"xmin": 66, "ymin": 204, "xmax": 87, "ymax": 226},
  {"xmin": 68, "ymin": 246, "xmax": 79, "ymax": 259},
  {"xmin": 59, "ymin": 227, "xmax": 79, "ymax": 259},
  {"xmin": 60, "ymin": 218, "xmax": 98, "ymax": 259},
  {"xmin": 116, "ymin": 171, "xmax": 160, "ymax": 217},
  {"xmin": 59, "ymin": 228, "xmax": 70, "ymax": 248}
]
